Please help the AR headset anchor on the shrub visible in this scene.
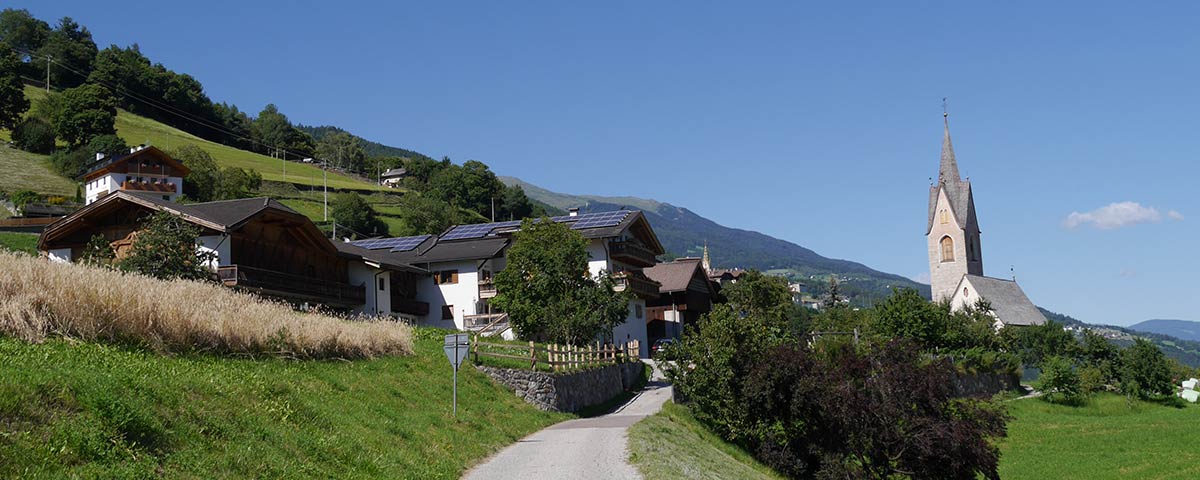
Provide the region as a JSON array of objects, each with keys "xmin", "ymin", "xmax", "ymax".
[
  {"xmin": 9, "ymin": 190, "xmax": 39, "ymax": 208},
  {"xmin": 116, "ymin": 211, "xmax": 215, "ymax": 281},
  {"xmin": 49, "ymin": 148, "xmax": 90, "ymax": 177},
  {"xmin": 0, "ymin": 251, "xmax": 412, "ymax": 359},
  {"xmin": 740, "ymin": 340, "xmax": 1009, "ymax": 479},
  {"xmin": 1036, "ymin": 356, "xmax": 1085, "ymax": 405},
  {"xmin": 1119, "ymin": 338, "xmax": 1173, "ymax": 399},
  {"xmin": 11, "ymin": 117, "xmax": 56, "ymax": 154}
]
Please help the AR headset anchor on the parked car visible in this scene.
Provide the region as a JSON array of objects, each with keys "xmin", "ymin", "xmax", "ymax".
[{"xmin": 651, "ymin": 338, "xmax": 676, "ymax": 357}]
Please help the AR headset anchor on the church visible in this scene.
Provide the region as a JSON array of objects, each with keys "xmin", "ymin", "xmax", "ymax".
[{"xmin": 926, "ymin": 114, "xmax": 1046, "ymax": 328}]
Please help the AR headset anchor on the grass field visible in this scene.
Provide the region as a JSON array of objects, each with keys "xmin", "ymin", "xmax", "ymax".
[
  {"xmin": 0, "ymin": 232, "xmax": 38, "ymax": 254},
  {"xmin": 0, "ymin": 146, "xmax": 78, "ymax": 198},
  {"xmin": 16, "ymin": 86, "xmax": 386, "ymax": 193},
  {"xmin": 999, "ymin": 394, "xmax": 1200, "ymax": 479},
  {"xmin": 0, "ymin": 328, "xmax": 567, "ymax": 479},
  {"xmin": 628, "ymin": 402, "xmax": 783, "ymax": 480}
]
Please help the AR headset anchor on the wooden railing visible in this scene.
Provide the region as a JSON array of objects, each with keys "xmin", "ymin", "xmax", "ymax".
[
  {"xmin": 217, "ymin": 264, "xmax": 365, "ymax": 305},
  {"xmin": 471, "ymin": 338, "xmax": 641, "ymax": 372},
  {"xmin": 121, "ymin": 180, "xmax": 177, "ymax": 193},
  {"xmin": 478, "ymin": 278, "xmax": 497, "ymax": 298},
  {"xmin": 609, "ymin": 240, "xmax": 657, "ymax": 267},
  {"xmin": 392, "ymin": 298, "xmax": 430, "ymax": 316},
  {"xmin": 613, "ymin": 271, "xmax": 661, "ymax": 299}
]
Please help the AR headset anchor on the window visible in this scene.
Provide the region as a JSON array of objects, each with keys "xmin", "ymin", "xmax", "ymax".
[
  {"xmin": 940, "ymin": 210, "xmax": 949, "ymax": 224},
  {"xmin": 162, "ymin": 195, "xmax": 170, "ymax": 201},
  {"xmin": 442, "ymin": 305, "xmax": 454, "ymax": 320},
  {"xmin": 635, "ymin": 305, "xmax": 644, "ymax": 319},
  {"xmin": 940, "ymin": 236, "xmax": 955, "ymax": 262},
  {"xmin": 378, "ymin": 278, "xmax": 386, "ymax": 291},
  {"xmin": 964, "ymin": 287, "xmax": 969, "ymax": 297},
  {"xmin": 435, "ymin": 270, "xmax": 459, "ymax": 285}
]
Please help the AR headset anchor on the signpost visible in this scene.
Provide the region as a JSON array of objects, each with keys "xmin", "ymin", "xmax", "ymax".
[{"xmin": 443, "ymin": 334, "xmax": 470, "ymax": 417}]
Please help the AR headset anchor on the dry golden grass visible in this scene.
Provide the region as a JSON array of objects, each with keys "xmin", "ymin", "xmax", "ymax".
[{"xmin": 0, "ymin": 251, "xmax": 412, "ymax": 359}]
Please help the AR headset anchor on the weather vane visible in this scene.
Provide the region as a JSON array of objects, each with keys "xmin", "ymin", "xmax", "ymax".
[{"xmin": 942, "ymin": 97, "xmax": 948, "ymax": 118}]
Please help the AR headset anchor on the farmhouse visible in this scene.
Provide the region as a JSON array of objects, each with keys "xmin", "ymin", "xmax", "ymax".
[
  {"xmin": 643, "ymin": 257, "xmax": 716, "ymax": 343},
  {"xmin": 347, "ymin": 208, "xmax": 666, "ymax": 356},
  {"xmin": 82, "ymin": 146, "xmax": 188, "ymax": 205},
  {"xmin": 38, "ymin": 190, "xmax": 427, "ymax": 315},
  {"xmin": 379, "ymin": 168, "xmax": 407, "ymax": 188}
]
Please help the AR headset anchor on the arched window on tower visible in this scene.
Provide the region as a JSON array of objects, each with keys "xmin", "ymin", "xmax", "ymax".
[
  {"xmin": 940, "ymin": 236, "xmax": 955, "ymax": 263},
  {"xmin": 940, "ymin": 210, "xmax": 949, "ymax": 224}
]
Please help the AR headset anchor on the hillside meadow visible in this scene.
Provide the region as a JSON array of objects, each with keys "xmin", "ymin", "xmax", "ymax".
[
  {"xmin": 0, "ymin": 329, "xmax": 566, "ymax": 479},
  {"xmin": 12, "ymin": 86, "xmax": 386, "ymax": 193},
  {"xmin": 999, "ymin": 394, "xmax": 1199, "ymax": 479}
]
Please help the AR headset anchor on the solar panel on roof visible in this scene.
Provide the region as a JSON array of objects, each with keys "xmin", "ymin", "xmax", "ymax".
[
  {"xmin": 439, "ymin": 211, "xmax": 634, "ymax": 240},
  {"xmin": 350, "ymin": 234, "xmax": 431, "ymax": 252}
]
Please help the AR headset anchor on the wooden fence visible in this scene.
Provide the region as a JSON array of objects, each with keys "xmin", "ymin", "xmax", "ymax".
[{"xmin": 471, "ymin": 336, "xmax": 641, "ymax": 372}]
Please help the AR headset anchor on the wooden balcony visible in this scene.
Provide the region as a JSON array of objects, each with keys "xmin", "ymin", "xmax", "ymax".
[
  {"xmin": 613, "ymin": 271, "xmax": 661, "ymax": 300},
  {"xmin": 217, "ymin": 264, "xmax": 364, "ymax": 307},
  {"xmin": 609, "ymin": 240, "xmax": 657, "ymax": 267},
  {"xmin": 121, "ymin": 180, "xmax": 177, "ymax": 194},
  {"xmin": 393, "ymin": 298, "xmax": 430, "ymax": 316},
  {"xmin": 478, "ymin": 278, "xmax": 497, "ymax": 299}
]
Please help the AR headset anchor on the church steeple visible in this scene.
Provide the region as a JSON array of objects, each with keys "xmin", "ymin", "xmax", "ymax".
[
  {"xmin": 939, "ymin": 113, "xmax": 961, "ymax": 184},
  {"xmin": 701, "ymin": 241, "xmax": 711, "ymax": 272}
]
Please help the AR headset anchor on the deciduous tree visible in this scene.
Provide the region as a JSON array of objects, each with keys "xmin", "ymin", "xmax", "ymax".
[
  {"xmin": 118, "ymin": 211, "xmax": 215, "ymax": 281},
  {"xmin": 0, "ymin": 42, "xmax": 29, "ymax": 130},
  {"xmin": 51, "ymin": 84, "xmax": 116, "ymax": 147}
]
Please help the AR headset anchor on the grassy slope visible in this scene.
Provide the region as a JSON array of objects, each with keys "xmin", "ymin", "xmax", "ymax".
[
  {"xmin": 0, "ymin": 146, "xmax": 78, "ymax": 197},
  {"xmin": 0, "ymin": 330, "xmax": 567, "ymax": 479},
  {"xmin": 628, "ymin": 402, "xmax": 783, "ymax": 480},
  {"xmin": 0, "ymin": 232, "xmax": 38, "ymax": 254},
  {"xmin": 16, "ymin": 86, "xmax": 385, "ymax": 193},
  {"xmin": 999, "ymin": 394, "xmax": 1200, "ymax": 479}
]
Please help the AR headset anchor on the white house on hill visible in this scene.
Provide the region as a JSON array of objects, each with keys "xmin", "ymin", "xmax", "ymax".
[{"xmin": 83, "ymin": 146, "xmax": 189, "ymax": 205}]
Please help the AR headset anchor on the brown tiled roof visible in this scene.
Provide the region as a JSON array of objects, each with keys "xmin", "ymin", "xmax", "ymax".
[{"xmin": 644, "ymin": 258, "xmax": 704, "ymax": 293}]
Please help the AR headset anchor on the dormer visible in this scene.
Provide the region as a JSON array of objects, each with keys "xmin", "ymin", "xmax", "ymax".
[{"xmin": 82, "ymin": 145, "xmax": 191, "ymax": 205}]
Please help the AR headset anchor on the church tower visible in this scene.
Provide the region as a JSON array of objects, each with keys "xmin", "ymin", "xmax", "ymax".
[{"xmin": 927, "ymin": 113, "xmax": 983, "ymax": 302}]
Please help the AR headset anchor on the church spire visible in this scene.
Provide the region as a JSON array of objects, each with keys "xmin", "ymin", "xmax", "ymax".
[
  {"xmin": 939, "ymin": 112, "xmax": 961, "ymax": 184},
  {"xmin": 701, "ymin": 241, "xmax": 711, "ymax": 272}
]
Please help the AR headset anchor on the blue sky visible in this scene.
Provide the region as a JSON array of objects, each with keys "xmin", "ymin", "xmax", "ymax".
[{"xmin": 12, "ymin": 1, "xmax": 1197, "ymax": 326}]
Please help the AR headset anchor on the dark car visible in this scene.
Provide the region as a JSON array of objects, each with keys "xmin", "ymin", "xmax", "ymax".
[{"xmin": 651, "ymin": 338, "xmax": 676, "ymax": 357}]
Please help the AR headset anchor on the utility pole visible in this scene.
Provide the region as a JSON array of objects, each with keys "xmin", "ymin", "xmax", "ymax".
[
  {"xmin": 491, "ymin": 197, "xmax": 495, "ymax": 222},
  {"xmin": 323, "ymin": 160, "xmax": 329, "ymax": 222},
  {"xmin": 45, "ymin": 55, "xmax": 51, "ymax": 92}
]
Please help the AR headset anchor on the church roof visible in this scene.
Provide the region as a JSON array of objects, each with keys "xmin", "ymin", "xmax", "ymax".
[
  {"xmin": 959, "ymin": 275, "xmax": 1047, "ymax": 326},
  {"xmin": 926, "ymin": 117, "xmax": 977, "ymax": 233}
]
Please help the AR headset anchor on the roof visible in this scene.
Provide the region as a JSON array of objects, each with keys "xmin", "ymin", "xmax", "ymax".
[
  {"xmin": 40, "ymin": 191, "xmax": 325, "ymax": 253},
  {"xmin": 381, "ymin": 168, "xmax": 407, "ymax": 178},
  {"xmin": 405, "ymin": 237, "xmax": 510, "ymax": 264},
  {"xmin": 926, "ymin": 117, "xmax": 977, "ymax": 233},
  {"xmin": 434, "ymin": 210, "xmax": 665, "ymax": 254},
  {"xmin": 80, "ymin": 145, "xmax": 191, "ymax": 181},
  {"xmin": 959, "ymin": 275, "xmax": 1047, "ymax": 326},
  {"xmin": 334, "ymin": 241, "xmax": 428, "ymax": 274},
  {"xmin": 644, "ymin": 258, "xmax": 707, "ymax": 293}
]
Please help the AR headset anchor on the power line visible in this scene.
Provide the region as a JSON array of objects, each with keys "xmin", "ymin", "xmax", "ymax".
[{"xmin": 18, "ymin": 48, "xmax": 320, "ymax": 164}]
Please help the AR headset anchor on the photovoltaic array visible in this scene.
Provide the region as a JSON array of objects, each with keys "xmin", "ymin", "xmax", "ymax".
[
  {"xmin": 439, "ymin": 210, "xmax": 634, "ymax": 241},
  {"xmin": 350, "ymin": 234, "xmax": 431, "ymax": 252}
]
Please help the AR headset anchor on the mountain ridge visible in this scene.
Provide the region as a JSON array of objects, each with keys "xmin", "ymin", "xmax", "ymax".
[
  {"xmin": 1129, "ymin": 319, "xmax": 1200, "ymax": 342},
  {"xmin": 501, "ymin": 176, "xmax": 929, "ymax": 305}
]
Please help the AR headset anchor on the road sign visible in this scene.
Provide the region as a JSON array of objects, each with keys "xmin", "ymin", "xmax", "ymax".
[
  {"xmin": 444, "ymin": 333, "xmax": 469, "ymax": 369},
  {"xmin": 444, "ymin": 334, "xmax": 470, "ymax": 417}
]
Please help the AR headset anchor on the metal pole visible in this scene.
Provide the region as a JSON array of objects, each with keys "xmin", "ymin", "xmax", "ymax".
[
  {"xmin": 453, "ymin": 348, "xmax": 459, "ymax": 417},
  {"xmin": 46, "ymin": 55, "xmax": 51, "ymax": 92}
]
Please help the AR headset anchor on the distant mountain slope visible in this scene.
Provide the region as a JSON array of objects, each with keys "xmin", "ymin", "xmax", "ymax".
[
  {"xmin": 298, "ymin": 125, "xmax": 435, "ymax": 161},
  {"xmin": 1042, "ymin": 309, "xmax": 1200, "ymax": 367},
  {"xmin": 502, "ymin": 177, "xmax": 929, "ymax": 305},
  {"xmin": 1129, "ymin": 319, "xmax": 1200, "ymax": 342}
]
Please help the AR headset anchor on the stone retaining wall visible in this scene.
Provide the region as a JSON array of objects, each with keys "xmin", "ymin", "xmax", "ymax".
[
  {"xmin": 952, "ymin": 371, "xmax": 1022, "ymax": 398},
  {"xmin": 476, "ymin": 362, "xmax": 645, "ymax": 412}
]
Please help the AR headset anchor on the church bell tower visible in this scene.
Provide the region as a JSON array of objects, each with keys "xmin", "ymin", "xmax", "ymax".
[{"xmin": 927, "ymin": 113, "xmax": 983, "ymax": 302}]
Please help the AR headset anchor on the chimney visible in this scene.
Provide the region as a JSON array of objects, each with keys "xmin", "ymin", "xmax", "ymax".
[
  {"xmin": 568, "ymin": 207, "xmax": 579, "ymax": 217},
  {"xmin": 95, "ymin": 152, "xmax": 105, "ymax": 161}
]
